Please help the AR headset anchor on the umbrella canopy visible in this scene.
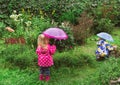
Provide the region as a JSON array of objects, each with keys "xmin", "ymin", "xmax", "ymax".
[
  {"xmin": 97, "ymin": 32, "xmax": 114, "ymax": 42},
  {"xmin": 43, "ymin": 28, "xmax": 68, "ymax": 40}
]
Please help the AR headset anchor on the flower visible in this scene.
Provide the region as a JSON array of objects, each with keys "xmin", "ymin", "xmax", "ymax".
[
  {"xmin": 13, "ymin": 10, "xmax": 17, "ymax": 14},
  {"xmin": 10, "ymin": 14, "xmax": 18, "ymax": 20},
  {"xmin": 25, "ymin": 21, "xmax": 32, "ymax": 27},
  {"xmin": 52, "ymin": 10, "xmax": 56, "ymax": 15},
  {"xmin": 10, "ymin": 10, "xmax": 23, "ymax": 22},
  {"xmin": 18, "ymin": 14, "xmax": 22, "ymax": 17}
]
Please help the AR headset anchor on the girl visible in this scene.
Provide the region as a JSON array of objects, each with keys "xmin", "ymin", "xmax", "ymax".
[
  {"xmin": 36, "ymin": 34, "xmax": 56, "ymax": 81},
  {"xmin": 95, "ymin": 37, "xmax": 114, "ymax": 60}
]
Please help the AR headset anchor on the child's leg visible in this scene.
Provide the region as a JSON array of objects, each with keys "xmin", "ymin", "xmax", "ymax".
[
  {"xmin": 44, "ymin": 67, "xmax": 50, "ymax": 81},
  {"xmin": 40, "ymin": 67, "xmax": 44, "ymax": 74},
  {"xmin": 96, "ymin": 54, "xmax": 105, "ymax": 61},
  {"xmin": 39, "ymin": 67, "xmax": 45, "ymax": 80},
  {"xmin": 96, "ymin": 54, "xmax": 100, "ymax": 60}
]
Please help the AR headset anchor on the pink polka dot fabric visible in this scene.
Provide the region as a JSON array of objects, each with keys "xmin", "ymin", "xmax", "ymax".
[{"xmin": 36, "ymin": 44, "xmax": 56, "ymax": 67}]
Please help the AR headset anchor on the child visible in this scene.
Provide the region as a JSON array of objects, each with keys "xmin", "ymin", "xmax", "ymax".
[
  {"xmin": 95, "ymin": 37, "xmax": 114, "ymax": 60},
  {"xmin": 36, "ymin": 34, "xmax": 56, "ymax": 81}
]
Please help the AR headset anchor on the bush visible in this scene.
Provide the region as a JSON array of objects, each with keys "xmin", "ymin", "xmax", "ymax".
[
  {"xmin": 1, "ymin": 44, "xmax": 37, "ymax": 69},
  {"xmin": 1, "ymin": 0, "xmax": 91, "ymax": 23},
  {"xmin": 3, "ymin": 11, "xmax": 53, "ymax": 48},
  {"xmin": 72, "ymin": 12, "xmax": 94, "ymax": 44},
  {"xmin": 0, "ymin": 22, "xmax": 6, "ymax": 37},
  {"xmin": 89, "ymin": 1, "xmax": 120, "ymax": 33},
  {"xmin": 53, "ymin": 48, "xmax": 94, "ymax": 68},
  {"xmin": 94, "ymin": 18, "xmax": 114, "ymax": 33},
  {"xmin": 0, "ymin": 44, "xmax": 95, "ymax": 69},
  {"xmin": 59, "ymin": 11, "xmax": 77, "ymax": 24},
  {"xmin": 53, "ymin": 23, "xmax": 75, "ymax": 51},
  {"xmin": 2, "ymin": 11, "xmax": 74, "ymax": 51},
  {"xmin": 25, "ymin": 16, "xmax": 52, "ymax": 48}
]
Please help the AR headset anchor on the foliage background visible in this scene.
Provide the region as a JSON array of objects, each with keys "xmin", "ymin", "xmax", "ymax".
[{"xmin": 0, "ymin": 0, "xmax": 120, "ymax": 85}]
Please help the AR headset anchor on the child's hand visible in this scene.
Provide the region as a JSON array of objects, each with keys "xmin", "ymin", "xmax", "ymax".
[
  {"xmin": 101, "ymin": 53, "xmax": 105, "ymax": 57},
  {"xmin": 101, "ymin": 53, "xmax": 106, "ymax": 57},
  {"xmin": 49, "ymin": 45, "xmax": 56, "ymax": 55},
  {"xmin": 51, "ymin": 45, "xmax": 56, "ymax": 49}
]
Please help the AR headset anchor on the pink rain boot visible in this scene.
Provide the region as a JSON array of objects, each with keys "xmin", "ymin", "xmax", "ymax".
[
  {"xmin": 45, "ymin": 76, "xmax": 50, "ymax": 82},
  {"xmin": 39, "ymin": 74, "xmax": 44, "ymax": 80}
]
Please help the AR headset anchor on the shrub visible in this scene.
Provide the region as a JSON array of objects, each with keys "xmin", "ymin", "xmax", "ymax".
[
  {"xmin": 0, "ymin": 44, "xmax": 95, "ymax": 69},
  {"xmin": 1, "ymin": 0, "xmax": 91, "ymax": 23},
  {"xmin": 89, "ymin": 1, "xmax": 119, "ymax": 33},
  {"xmin": 3, "ymin": 11, "xmax": 53, "ymax": 48},
  {"xmin": 53, "ymin": 48, "xmax": 94, "ymax": 68},
  {"xmin": 0, "ymin": 22, "xmax": 6, "ymax": 37},
  {"xmin": 25, "ymin": 16, "xmax": 52, "ymax": 48},
  {"xmin": 3, "ymin": 10, "xmax": 74, "ymax": 51},
  {"xmin": 1, "ymin": 44, "xmax": 37, "ymax": 69},
  {"xmin": 52, "ymin": 22, "xmax": 75, "ymax": 51},
  {"xmin": 59, "ymin": 11, "xmax": 76, "ymax": 24},
  {"xmin": 94, "ymin": 18, "xmax": 114, "ymax": 33},
  {"xmin": 72, "ymin": 12, "xmax": 94, "ymax": 45}
]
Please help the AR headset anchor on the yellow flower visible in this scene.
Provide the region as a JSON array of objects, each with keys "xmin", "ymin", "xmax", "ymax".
[
  {"xmin": 28, "ymin": 9, "xmax": 30, "ymax": 13},
  {"xmin": 40, "ymin": 16, "xmax": 44, "ymax": 19},
  {"xmin": 40, "ymin": 10, "xmax": 43, "ymax": 15},
  {"xmin": 21, "ymin": 8, "xmax": 25, "ymax": 13},
  {"xmin": 52, "ymin": 10, "xmax": 56, "ymax": 15}
]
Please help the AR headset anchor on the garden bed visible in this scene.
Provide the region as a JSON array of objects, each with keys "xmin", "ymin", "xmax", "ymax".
[{"xmin": 4, "ymin": 37, "xmax": 26, "ymax": 44}]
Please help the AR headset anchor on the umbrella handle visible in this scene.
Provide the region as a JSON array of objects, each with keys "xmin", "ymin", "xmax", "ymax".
[{"xmin": 53, "ymin": 39, "xmax": 56, "ymax": 44}]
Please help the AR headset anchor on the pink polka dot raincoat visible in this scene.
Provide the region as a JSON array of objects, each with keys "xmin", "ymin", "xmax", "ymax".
[{"xmin": 36, "ymin": 44, "xmax": 56, "ymax": 67}]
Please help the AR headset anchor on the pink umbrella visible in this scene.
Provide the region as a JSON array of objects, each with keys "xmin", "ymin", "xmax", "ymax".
[{"xmin": 43, "ymin": 28, "xmax": 68, "ymax": 40}]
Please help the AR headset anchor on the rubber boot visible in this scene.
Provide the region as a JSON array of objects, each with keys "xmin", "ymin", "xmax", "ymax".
[
  {"xmin": 45, "ymin": 76, "xmax": 50, "ymax": 81},
  {"xmin": 39, "ymin": 74, "xmax": 44, "ymax": 80}
]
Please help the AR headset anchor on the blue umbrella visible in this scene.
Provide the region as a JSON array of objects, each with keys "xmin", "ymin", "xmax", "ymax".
[{"xmin": 97, "ymin": 32, "xmax": 114, "ymax": 42}]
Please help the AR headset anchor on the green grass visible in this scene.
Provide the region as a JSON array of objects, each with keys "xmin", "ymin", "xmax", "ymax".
[
  {"xmin": 1, "ymin": 58, "xmax": 120, "ymax": 85},
  {"xmin": 0, "ymin": 28, "xmax": 120, "ymax": 85},
  {"xmin": 0, "ymin": 66, "xmax": 97, "ymax": 85}
]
